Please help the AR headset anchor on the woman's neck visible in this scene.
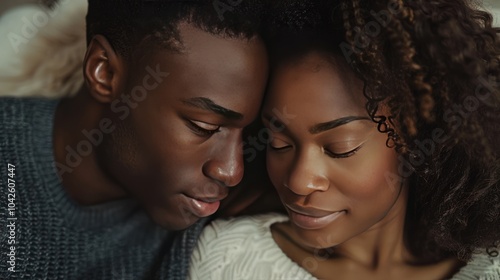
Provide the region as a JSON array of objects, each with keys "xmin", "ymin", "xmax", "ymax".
[
  {"xmin": 271, "ymin": 186, "xmax": 463, "ymax": 279},
  {"xmin": 272, "ymin": 186, "xmax": 414, "ymax": 269}
]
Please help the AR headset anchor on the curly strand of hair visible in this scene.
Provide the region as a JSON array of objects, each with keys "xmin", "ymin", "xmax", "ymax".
[
  {"xmin": 351, "ymin": 0, "xmax": 365, "ymax": 28},
  {"xmin": 387, "ymin": 16, "xmax": 416, "ymax": 66},
  {"xmin": 397, "ymin": 0, "xmax": 414, "ymax": 23},
  {"xmin": 342, "ymin": 0, "xmax": 378, "ymax": 123},
  {"xmin": 345, "ymin": 0, "xmax": 500, "ymax": 262},
  {"xmin": 384, "ymin": 1, "xmax": 422, "ymax": 136},
  {"xmin": 349, "ymin": 0, "xmax": 372, "ymax": 65},
  {"xmin": 414, "ymin": 72, "xmax": 436, "ymax": 122},
  {"xmin": 346, "ymin": 0, "xmax": 377, "ymax": 93},
  {"xmin": 341, "ymin": 0, "xmax": 407, "ymax": 151},
  {"xmin": 341, "ymin": 0, "xmax": 355, "ymax": 48}
]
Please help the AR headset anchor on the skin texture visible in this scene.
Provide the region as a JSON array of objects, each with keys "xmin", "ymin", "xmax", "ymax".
[
  {"xmin": 53, "ymin": 22, "xmax": 268, "ymax": 230},
  {"xmin": 263, "ymin": 52, "xmax": 461, "ymax": 279}
]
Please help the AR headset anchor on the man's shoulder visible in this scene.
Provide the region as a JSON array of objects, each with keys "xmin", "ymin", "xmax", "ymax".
[
  {"xmin": 0, "ymin": 97, "xmax": 59, "ymax": 160},
  {"xmin": 0, "ymin": 96, "xmax": 42, "ymax": 107},
  {"xmin": 0, "ymin": 96, "xmax": 57, "ymax": 108},
  {"xmin": 0, "ymin": 97, "xmax": 31, "ymax": 144},
  {"xmin": 1, "ymin": 97, "xmax": 55, "ymax": 122},
  {"xmin": 0, "ymin": 97, "xmax": 25, "ymax": 121},
  {"xmin": 0, "ymin": 97, "xmax": 58, "ymax": 129}
]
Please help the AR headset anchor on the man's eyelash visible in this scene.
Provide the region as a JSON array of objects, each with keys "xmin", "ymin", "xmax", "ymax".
[
  {"xmin": 269, "ymin": 145, "xmax": 291, "ymax": 151},
  {"xmin": 188, "ymin": 121, "xmax": 220, "ymax": 136}
]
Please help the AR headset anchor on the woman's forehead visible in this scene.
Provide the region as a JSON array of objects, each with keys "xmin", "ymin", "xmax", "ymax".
[{"xmin": 267, "ymin": 52, "xmax": 366, "ymax": 115}]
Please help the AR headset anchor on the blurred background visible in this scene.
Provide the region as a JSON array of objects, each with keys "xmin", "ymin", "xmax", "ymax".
[
  {"xmin": 0, "ymin": 0, "xmax": 87, "ymax": 97},
  {"xmin": 0, "ymin": 0, "xmax": 54, "ymax": 15},
  {"xmin": 484, "ymin": 0, "xmax": 500, "ymax": 24}
]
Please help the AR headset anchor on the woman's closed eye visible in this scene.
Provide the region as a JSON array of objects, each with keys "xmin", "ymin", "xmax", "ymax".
[
  {"xmin": 324, "ymin": 145, "xmax": 362, "ymax": 159},
  {"xmin": 269, "ymin": 138, "xmax": 364, "ymax": 158},
  {"xmin": 187, "ymin": 120, "xmax": 221, "ymax": 136}
]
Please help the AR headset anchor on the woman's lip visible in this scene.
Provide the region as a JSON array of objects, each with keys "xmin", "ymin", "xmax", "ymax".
[
  {"xmin": 288, "ymin": 208, "xmax": 346, "ymax": 230},
  {"xmin": 185, "ymin": 195, "xmax": 221, "ymax": 217},
  {"xmin": 285, "ymin": 204, "xmax": 342, "ymax": 217}
]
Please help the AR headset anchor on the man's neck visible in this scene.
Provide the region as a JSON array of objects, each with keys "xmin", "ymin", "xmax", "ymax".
[{"xmin": 53, "ymin": 88, "xmax": 128, "ymax": 205}]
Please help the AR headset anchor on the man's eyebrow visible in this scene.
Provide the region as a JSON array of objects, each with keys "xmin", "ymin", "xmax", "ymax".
[
  {"xmin": 309, "ymin": 116, "xmax": 371, "ymax": 134},
  {"xmin": 181, "ymin": 97, "xmax": 243, "ymax": 120}
]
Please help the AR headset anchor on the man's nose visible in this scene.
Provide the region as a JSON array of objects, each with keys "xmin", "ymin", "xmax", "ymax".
[{"xmin": 202, "ymin": 137, "xmax": 244, "ymax": 187}]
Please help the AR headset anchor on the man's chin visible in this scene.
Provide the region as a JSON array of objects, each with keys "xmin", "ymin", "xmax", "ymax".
[{"xmin": 149, "ymin": 211, "xmax": 200, "ymax": 231}]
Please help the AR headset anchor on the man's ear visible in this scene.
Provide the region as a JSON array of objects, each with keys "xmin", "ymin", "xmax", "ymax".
[{"xmin": 83, "ymin": 35, "xmax": 125, "ymax": 103}]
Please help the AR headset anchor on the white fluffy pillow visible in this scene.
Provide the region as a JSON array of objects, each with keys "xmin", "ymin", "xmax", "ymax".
[{"xmin": 0, "ymin": 0, "xmax": 87, "ymax": 98}]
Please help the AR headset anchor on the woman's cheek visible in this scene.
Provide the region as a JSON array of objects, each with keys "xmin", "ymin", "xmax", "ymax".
[{"xmin": 335, "ymin": 143, "xmax": 400, "ymax": 199}]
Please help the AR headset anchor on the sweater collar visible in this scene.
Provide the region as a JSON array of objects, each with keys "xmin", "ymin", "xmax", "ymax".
[{"xmin": 34, "ymin": 98, "xmax": 143, "ymax": 230}]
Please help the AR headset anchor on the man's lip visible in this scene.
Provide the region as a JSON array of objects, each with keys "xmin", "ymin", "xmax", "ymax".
[
  {"xmin": 183, "ymin": 194, "xmax": 223, "ymax": 218},
  {"xmin": 184, "ymin": 193, "xmax": 228, "ymax": 203}
]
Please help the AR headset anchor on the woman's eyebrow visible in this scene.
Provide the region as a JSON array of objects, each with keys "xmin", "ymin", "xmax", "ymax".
[{"xmin": 309, "ymin": 116, "xmax": 371, "ymax": 134}]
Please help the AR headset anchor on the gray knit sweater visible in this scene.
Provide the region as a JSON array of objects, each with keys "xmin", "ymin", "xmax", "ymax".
[{"xmin": 0, "ymin": 97, "xmax": 206, "ymax": 280}]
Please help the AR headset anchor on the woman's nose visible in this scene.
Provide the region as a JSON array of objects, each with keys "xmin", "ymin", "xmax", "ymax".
[{"xmin": 284, "ymin": 150, "xmax": 330, "ymax": 196}]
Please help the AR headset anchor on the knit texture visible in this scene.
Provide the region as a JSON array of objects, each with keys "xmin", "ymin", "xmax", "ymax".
[
  {"xmin": 189, "ymin": 213, "xmax": 500, "ymax": 280},
  {"xmin": 0, "ymin": 97, "xmax": 205, "ymax": 280}
]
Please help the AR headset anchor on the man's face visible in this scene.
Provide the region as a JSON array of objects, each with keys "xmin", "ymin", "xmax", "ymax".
[{"xmin": 98, "ymin": 23, "xmax": 268, "ymax": 230}]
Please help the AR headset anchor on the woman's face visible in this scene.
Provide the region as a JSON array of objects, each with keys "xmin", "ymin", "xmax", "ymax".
[{"xmin": 262, "ymin": 52, "xmax": 405, "ymax": 249}]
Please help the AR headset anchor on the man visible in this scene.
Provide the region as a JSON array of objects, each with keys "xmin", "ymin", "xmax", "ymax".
[{"xmin": 0, "ymin": 0, "xmax": 268, "ymax": 279}]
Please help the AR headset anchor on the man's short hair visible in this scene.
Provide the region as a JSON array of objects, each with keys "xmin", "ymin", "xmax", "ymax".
[{"xmin": 86, "ymin": 0, "xmax": 265, "ymax": 56}]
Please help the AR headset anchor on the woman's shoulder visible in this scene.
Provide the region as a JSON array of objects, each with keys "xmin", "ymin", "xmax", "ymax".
[
  {"xmin": 451, "ymin": 251, "xmax": 500, "ymax": 280},
  {"xmin": 188, "ymin": 213, "xmax": 316, "ymax": 280},
  {"xmin": 192, "ymin": 213, "xmax": 288, "ymax": 258},
  {"xmin": 201, "ymin": 213, "xmax": 288, "ymax": 238}
]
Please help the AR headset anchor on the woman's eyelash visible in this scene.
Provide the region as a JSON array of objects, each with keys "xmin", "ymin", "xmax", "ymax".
[
  {"xmin": 269, "ymin": 145, "xmax": 362, "ymax": 157},
  {"xmin": 326, "ymin": 145, "xmax": 362, "ymax": 159},
  {"xmin": 187, "ymin": 121, "xmax": 220, "ymax": 136}
]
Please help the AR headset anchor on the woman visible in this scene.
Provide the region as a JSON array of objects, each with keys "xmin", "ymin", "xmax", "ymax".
[{"xmin": 188, "ymin": 0, "xmax": 500, "ymax": 279}]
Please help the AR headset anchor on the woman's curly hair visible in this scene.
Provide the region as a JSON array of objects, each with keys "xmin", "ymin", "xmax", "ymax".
[
  {"xmin": 340, "ymin": 0, "xmax": 500, "ymax": 262},
  {"xmin": 266, "ymin": 0, "xmax": 500, "ymax": 263}
]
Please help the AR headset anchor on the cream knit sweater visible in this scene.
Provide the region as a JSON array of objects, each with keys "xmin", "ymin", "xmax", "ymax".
[{"xmin": 189, "ymin": 214, "xmax": 500, "ymax": 280}]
